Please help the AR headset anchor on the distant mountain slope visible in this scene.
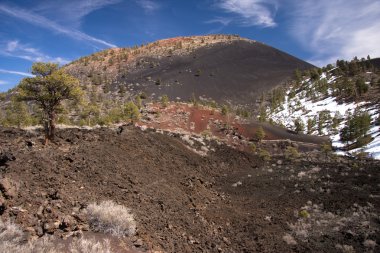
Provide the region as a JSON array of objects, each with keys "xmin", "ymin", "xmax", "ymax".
[{"xmin": 64, "ymin": 35, "xmax": 314, "ymax": 106}]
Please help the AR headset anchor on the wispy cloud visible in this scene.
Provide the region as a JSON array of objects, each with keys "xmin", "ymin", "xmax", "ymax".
[
  {"xmin": 214, "ymin": 0, "xmax": 278, "ymax": 27},
  {"xmin": 1, "ymin": 40, "xmax": 70, "ymax": 64},
  {"xmin": 289, "ymin": 0, "xmax": 380, "ymax": 66},
  {"xmin": 0, "ymin": 4, "xmax": 117, "ymax": 48},
  {"xmin": 136, "ymin": 0, "xmax": 160, "ymax": 13},
  {"xmin": 35, "ymin": 0, "xmax": 121, "ymax": 28},
  {"xmin": 0, "ymin": 69, "xmax": 34, "ymax": 77},
  {"xmin": 205, "ymin": 17, "xmax": 233, "ymax": 26},
  {"xmin": 0, "ymin": 80, "xmax": 8, "ymax": 85}
]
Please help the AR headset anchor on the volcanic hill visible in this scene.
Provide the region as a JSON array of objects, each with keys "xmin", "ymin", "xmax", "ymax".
[{"xmin": 64, "ymin": 34, "xmax": 314, "ymax": 106}]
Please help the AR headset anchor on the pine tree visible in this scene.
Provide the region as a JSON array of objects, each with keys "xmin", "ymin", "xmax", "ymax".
[
  {"xmin": 255, "ymin": 126, "xmax": 266, "ymax": 142},
  {"xmin": 355, "ymin": 78, "xmax": 368, "ymax": 96},
  {"xmin": 294, "ymin": 118, "xmax": 304, "ymax": 134},
  {"xmin": 18, "ymin": 62, "xmax": 82, "ymax": 143}
]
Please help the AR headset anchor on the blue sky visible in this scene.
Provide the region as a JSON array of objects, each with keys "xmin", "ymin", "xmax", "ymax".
[{"xmin": 1, "ymin": 0, "xmax": 380, "ymax": 92}]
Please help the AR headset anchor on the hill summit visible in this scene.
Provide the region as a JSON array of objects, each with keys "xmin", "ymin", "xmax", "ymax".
[{"xmin": 64, "ymin": 34, "xmax": 313, "ymax": 106}]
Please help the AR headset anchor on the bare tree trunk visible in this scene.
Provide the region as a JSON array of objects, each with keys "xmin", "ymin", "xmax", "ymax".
[{"xmin": 48, "ymin": 111, "xmax": 56, "ymax": 141}]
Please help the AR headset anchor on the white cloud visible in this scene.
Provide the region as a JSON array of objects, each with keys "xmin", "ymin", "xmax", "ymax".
[
  {"xmin": 0, "ymin": 4, "xmax": 117, "ymax": 48},
  {"xmin": 1, "ymin": 40, "xmax": 70, "ymax": 65},
  {"xmin": 289, "ymin": 0, "xmax": 380, "ymax": 66},
  {"xmin": 35, "ymin": 0, "xmax": 121, "ymax": 27},
  {"xmin": 0, "ymin": 69, "xmax": 34, "ymax": 77},
  {"xmin": 0, "ymin": 80, "xmax": 8, "ymax": 85},
  {"xmin": 136, "ymin": 0, "xmax": 160, "ymax": 12},
  {"xmin": 205, "ymin": 17, "xmax": 233, "ymax": 26},
  {"xmin": 214, "ymin": 0, "xmax": 278, "ymax": 27}
]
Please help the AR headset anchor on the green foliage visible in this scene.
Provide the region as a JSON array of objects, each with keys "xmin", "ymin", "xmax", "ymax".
[
  {"xmin": 284, "ymin": 146, "xmax": 300, "ymax": 161},
  {"xmin": 317, "ymin": 110, "xmax": 331, "ymax": 135},
  {"xmin": 255, "ymin": 126, "xmax": 266, "ymax": 142},
  {"xmin": 310, "ymin": 68, "xmax": 320, "ymax": 80},
  {"xmin": 258, "ymin": 148, "xmax": 271, "ymax": 162},
  {"xmin": 135, "ymin": 95, "xmax": 142, "ymax": 109},
  {"xmin": 355, "ymin": 135, "xmax": 373, "ymax": 148},
  {"xmin": 294, "ymin": 118, "xmax": 304, "ymax": 134},
  {"xmin": 258, "ymin": 107, "xmax": 267, "ymax": 122},
  {"xmin": 299, "ymin": 210, "xmax": 310, "ymax": 218},
  {"xmin": 321, "ymin": 142, "xmax": 333, "ymax": 158},
  {"xmin": 124, "ymin": 101, "xmax": 140, "ymax": 122},
  {"xmin": 355, "ymin": 78, "xmax": 368, "ymax": 96},
  {"xmin": 250, "ymin": 143, "xmax": 256, "ymax": 152},
  {"xmin": 0, "ymin": 92, "xmax": 6, "ymax": 101},
  {"xmin": 0, "ymin": 99, "xmax": 34, "ymax": 127},
  {"xmin": 340, "ymin": 110, "xmax": 371, "ymax": 144},
  {"xmin": 294, "ymin": 68, "xmax": 302, "ymax": 83},
  {"xmin": 270, "ymin": 87, "xmax": 286, "ymax": 110},
  {"xmin": 161, "ymin": 95, "xmax": 169, "ymax": 108},
  {"xmin": 307, "ymin": 118, "xmax": 316, "ymax": 134},
  {"xmin": 18, "ymin": 62, "xmax": 82, "ymax": 142},
  {"xmin": 221, "ymin": 105, "xmax": 229, "ymax": 116}
]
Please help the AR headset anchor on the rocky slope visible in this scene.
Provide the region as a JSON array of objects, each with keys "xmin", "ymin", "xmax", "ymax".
[{"xmin": 0, "ymin": 126, "xmax": 379, "ymax": 252}]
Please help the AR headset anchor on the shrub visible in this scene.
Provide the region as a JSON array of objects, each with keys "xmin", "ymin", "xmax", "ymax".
[
  {"xmin": 258, "ymin": 148, "xmax": 271, "ymax": 162},
  {"xmin": 161, "ymin": 95, "xmax": 169, "ymax": 108},
  {"xmin": 321, "ymin": 142, "xmax": 333, "ymax": 158},
  {"xmin": 250, "ymin": 143, "xmax": 256, "ymax": 152},
  {"xmin": 86, "ymin": 200, "xmax": 136, "ymax": 237},
  {"xmin": 255, "ymin": 127, "xmax": 266, "ymax": 142},
  {"xmin": 284, "ymin": 146, "xmax": 300, "ymax": 161},
  {"xmin": 221, "ymin": 105, "xmax": 228, "ymax": 115}
]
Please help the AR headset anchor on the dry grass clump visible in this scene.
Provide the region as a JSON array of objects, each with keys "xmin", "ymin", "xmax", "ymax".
[
  {"xmin": 69, "ymin": 238, "xmax": 111, "ymax": 253},
  {"xmin": 0, "ymin": 219, "xmax": 112, "ymax": 253},
  {"xmin": 86, "ymin": 200, "xmax": 136, "ymax": 237}
]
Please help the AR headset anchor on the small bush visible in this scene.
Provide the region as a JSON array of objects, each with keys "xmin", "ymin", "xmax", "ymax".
[
  {"xmin": 284, "ymin": 146, "xmax": 300, "ymax": 161},
  {"xmin": 255, "ymin": 127, "xmax": 266, "ymax": 142},
  {"xmin": 86, "ymin": 200, "xmax": 136, "ymax": 237},
  {"xmin": 258, "ymin": 148, "xmax": 271, "ymax": 161}
]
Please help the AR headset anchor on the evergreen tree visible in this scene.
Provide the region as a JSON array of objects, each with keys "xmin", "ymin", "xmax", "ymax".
[
  {"xmin": 340, "ymin": 110, "xmax": 371, "ymax": 143},
  {"xmin": 294, "ymin": 118, "xmax": 305, "ymax": 134},
  {"xmin": 18, "ymin": 62, "xmax": 82, "ymax": 143},
  {"xmin": 307, "ymin": 118, "xmax": 316, "ymax": 134},
  {"xmin": 255, "ymin": 126, "xmax": 266, "ymax": 142},
  {"xmin": 355, "ymin": 78, "xmax": 368, "ymax": 96}
]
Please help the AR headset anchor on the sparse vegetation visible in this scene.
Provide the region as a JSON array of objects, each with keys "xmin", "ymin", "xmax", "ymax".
[
  {"xmin": 258, "ymin": 148, "xmax": 271, "ymax": 161},
  {"xmin": 0, "ymin": 219, "xmax": 112, "ymax": 253},
  {"xmin": 255, "ymin": 126, "xmax": 266, "ymax": 142},
  {"xmin": 161, "ymin": 95, "xmax": 169, "ymax": 108},
  {"xmin": 86, "ymin": 200, "xmax": 136, "ymax": 237},
  {"xmin": 284, "ymin": 146, "xmax": 300, "ymax": 161}
]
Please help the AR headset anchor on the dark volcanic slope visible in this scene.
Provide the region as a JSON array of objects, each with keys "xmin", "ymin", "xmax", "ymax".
[
  {"xmin": 65, "ymin": 36, "xmax": 314, "ymax": 106},
  {"xmin": 129, "ymin": 41, "xmax": 313, "ymax": 104}
]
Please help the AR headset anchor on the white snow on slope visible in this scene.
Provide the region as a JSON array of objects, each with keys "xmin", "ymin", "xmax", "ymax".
[{"xmin": 266, "ymin": 73, "xmax": 380, "ymax": 159}]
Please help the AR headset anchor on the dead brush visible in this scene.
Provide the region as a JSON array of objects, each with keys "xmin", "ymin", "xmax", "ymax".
[{"xmin": 85, "ymin": 200, "xmax": 136, "ymax": 237}]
